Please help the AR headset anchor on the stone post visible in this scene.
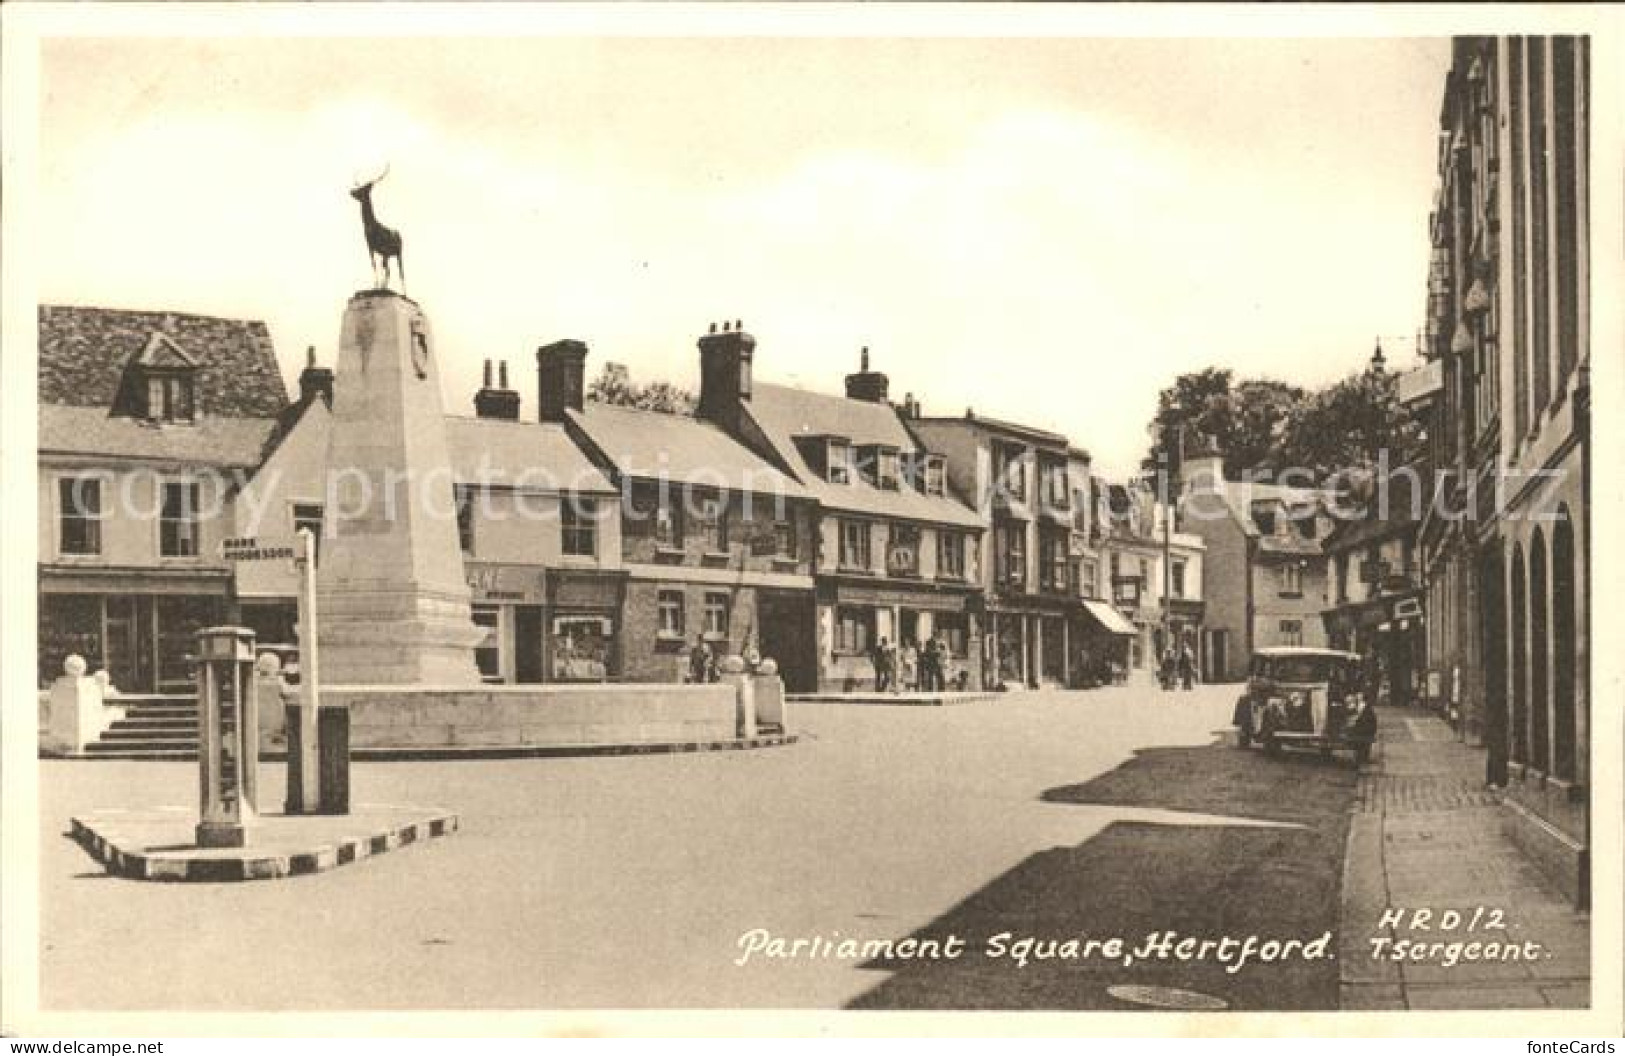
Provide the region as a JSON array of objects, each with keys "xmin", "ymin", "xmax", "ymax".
[
  {"xmin": 751, "ymin": 658, "xmax": 786, "ymax": 733},
  {"xmin": 43, "ymin": 655, "xmax": 116, "ymax": 755},
  {"xmin": 718, "ymin": 655, "xmax": 756, "ymax": 739}
]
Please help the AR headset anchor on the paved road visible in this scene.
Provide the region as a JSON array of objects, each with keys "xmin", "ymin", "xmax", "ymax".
[{"xmin": 38, "ymin": 682, "xmax": 1358, "ymax": 1011}]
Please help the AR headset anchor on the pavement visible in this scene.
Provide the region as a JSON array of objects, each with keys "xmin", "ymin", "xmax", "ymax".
[{"xmin": 1337, "ymin": 705, "xmax": 1590, "ymax": 1010}]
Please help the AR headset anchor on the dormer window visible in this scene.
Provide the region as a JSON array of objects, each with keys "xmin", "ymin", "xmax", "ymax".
[
  {"xmin": 133, "ymin": 332, "xmax": 200, "ymax": 423},
  {"xmin": 924, "ymin": 455, "xmax": 946, "ymax": 497},
  {"xmin": 827, "ymin": 439, "xmax": 853, "ymax": 484}
]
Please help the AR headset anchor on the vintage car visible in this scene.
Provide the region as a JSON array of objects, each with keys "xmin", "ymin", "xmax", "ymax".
[{"xmin": 1233, "ymin": 646, "xmax": 1375, "ymax": 764}]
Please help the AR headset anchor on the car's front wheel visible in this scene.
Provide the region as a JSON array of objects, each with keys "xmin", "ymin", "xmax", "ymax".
[{"xmin": 1259, "ymin": 714, "xmax": 1281, "ymax": 757}]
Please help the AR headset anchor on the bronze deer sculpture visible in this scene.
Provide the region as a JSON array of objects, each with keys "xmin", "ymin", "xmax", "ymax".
[{"xmin": 351, "ymin": 165, "xmax": 405, "ymax": 292}]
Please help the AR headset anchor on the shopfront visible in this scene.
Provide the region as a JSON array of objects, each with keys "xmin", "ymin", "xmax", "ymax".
[
  {"xmin": 817, "ymin": 578, "xmax": 981, "ymax": 692},
  {"xmin": 462, "ymin": 563, "xmax": 626, "ymax": 684},
  {"xmin": 547, "ymin": 568, "xmax": 626, "ymax": 683},
  {"xmin": 38, "ymin": 568, "xmax": 230, "ymax": 692}
]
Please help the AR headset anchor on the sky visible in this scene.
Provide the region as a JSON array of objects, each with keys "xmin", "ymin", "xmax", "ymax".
[{"xmin": 35, "ymin": 30, "xmax": 1452, "ymax": 478}]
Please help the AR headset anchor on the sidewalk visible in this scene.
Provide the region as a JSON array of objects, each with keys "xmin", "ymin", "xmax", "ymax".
[{"xmin": 1339, "ymin": 706, "xmax": 1589, "ymax": 1009}]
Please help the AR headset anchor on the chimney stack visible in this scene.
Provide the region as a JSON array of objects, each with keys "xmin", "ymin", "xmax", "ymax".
[
  {"xmin": 696, "ymin": 321, "xmax": 755, "ymax": 434},
  {"xmin": 844, "ymin": 345, "xmax": 890, "ymax": 403},
  {"xmin": 474, "ymin": 357, "xmax": 522, "ymax": 420},
  {"xmin": 298, "ymin": 345, "xmax": 334, "ymax": 406},
  {"xmin": 537, "ymin": 340, "xmax": 589, "ymax": 423}
]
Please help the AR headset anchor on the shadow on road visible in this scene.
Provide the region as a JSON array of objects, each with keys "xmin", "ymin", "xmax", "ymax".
[{"xmin": 845, "ymin": 738, "xmax": 1358, "ymax": 1011}]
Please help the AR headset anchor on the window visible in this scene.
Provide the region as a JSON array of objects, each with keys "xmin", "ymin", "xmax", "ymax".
[
  {"xmin": 562, "ymin": 499, "xmax": 598, "ymax": 557},
  {"xmin": 773, "ymin": 519, "xmax": 798, "ymax": 560},
  {"xmin": 1171, "ymin": 558, "xmax": 1187, "ymax": 599},
  {"xmin": 454, "ymin": 486, "xmax": 475, "ymax": 555},
  {"xmin": 710, "ymin": 498, "xmax": 730, "ymax": 552},
  {"xmin": 876, "ymin": 449, "xmax": 900, "ymax": 490},
  {"xmin": 654, "ymin": 495, "xmax": 684, "ymax": 549},
  {"xmin": 995, "ymin": 444, "xmax": 1026, "ymax": 502},
  {"xmin": 292, "ymin": 502, "xmax": 324, "ymax": 563},
  {"xmin": 657, "ymin": 590, "xmax": 685, "ymax": 639},
  {"xmin": 1042, "ymin": 531, "xmax": 1069, "ymax": 592},
  {"xmin": 924, "ymin": 456, "xmax": 946, "ymax": 497},
  {"xmin": 886, "ymin": 524, "xmax": 921, "ymax": 576},
  {"xmin": 1279, "ymin": 562, "xmax": 1303, "ymax": 597},
  {"xmin": 835, "ymin": 606, "xmax": 874, "ymax": 655},
  {"xmin": 935, "ymin": 612, "xmax": 968, "ymax": 658},
  {"xmin": 159, "ymin": 480, "xmax": 200, "ymax": 557},
  {"xmin": 703, "ymin": 592, "xmax": 730, "ymax": 639},
  {"xmin": 937, "ymin": 532, "xmax": 965, "ymax": 579},
  {"xmin": 145, "ymin": 373, "xmax": 196, "ymax": 422},
  {"xmin": 1252, "ymin": 505, "xmax": 1277, "ymax": 536},
  {"xmin": 472, "ymin": 605, "xmax": 502, "ymax": 682},
  {"xmin": 839, "ymin": 519, "xmax": 872, "ymax": 570},
  {"xmin": 1081, "ymin": 557, "xmax": 1099, "ymax": 599},
  {"xmin": 1279, "ymin": 619, "xmax": 1304, "ymax": 647},
  {"xmin": 997, "ymin": 523, "xmax": 1026, "ymax": 586},
  {"xmin": 58, "ymin": 477, "xmax": 103, "ymax": 556},
  {"xmin": 828, "ymin": 440, "xmax": 852, "ymax": 484},
  {"xmin": 1294, "ymin": 513, "xmax": 1317, "ymax": 540},
  {"xmin": 1041, "ymin": 459, "xmax": 1070, "ymax": 508}
]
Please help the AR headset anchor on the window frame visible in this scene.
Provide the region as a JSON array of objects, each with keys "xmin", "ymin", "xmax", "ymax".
[
  {"xmin": 57, "ymin": 474, "xmax": 106, "ymax": 557},
  {"xmin": 839, "ymin": 518, "xmax": 872, "ymax": 571},
  {"xmin": 702, "ymin": 591, "xmax": 730, "ymax": 640},
  {"xmin": 561, "ymin": 498, "xmax": 599, "ymax": 558},
  {"xmin": 827, "ymin": 440, "xmax": 853, "ymax": 484},
  {"xmin": 291, "ymin": 501, "xmax": 325, "ymax": 564},
  {"xmin": 158, "ymin": 478, "xmax": 202, "ymax": 559},
  {"xmin": 657, "ymin": 589, "xmax": 685, "ymax": 640},
  {"xmin": 936, "ymin": 531, "xmax": 964, "ymax": 580}
]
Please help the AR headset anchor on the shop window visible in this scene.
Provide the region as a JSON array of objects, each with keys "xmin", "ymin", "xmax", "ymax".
[
  {"xmin": 159, "ymin": 480, "xmax": 201, "ymax": 557},
  {"xmin": 935, "ymin": 612, "xmax": 968, "ymax": 658},
  {"xmin": 292, "ymin": 502, "xmax": 324, "ymax": 564},
  {"xmin": 839, "ymin": 519, "xmax": 872, "ymax": 570},
  {"xmin": 562, "ymin": 499, "xmax": 598, "ymax": 557},
  {"xmin": 454, "ymin": 486, "xmax": 475, "ymax": 555},
  {"xmin": 552, "ymin": 615, "xmax": 611, "ymax": 681},
  {"xmin": 703, "ymin": 592, "xmax": 730, "ymax": 640},
  {"xmin": 835, "ymin": 606, "xmax": 874, "ymax": 655},
  {"xmin": 937, "ymin": 532, "xmax": 965, "ymax": 579},
  {"xmin": 58, "ymin": 476, "xmax": 103, "ymax": 556},
  {"xmin": 657, "ymin": 590, "xmax": 685, "ymax": 639},
  {"xmin": 472, "ymin": 605, "xmax": 502, "ymax": 682}
]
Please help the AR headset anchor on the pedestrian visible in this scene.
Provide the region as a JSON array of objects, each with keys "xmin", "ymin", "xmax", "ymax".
[
  {"xmin": 1179, "ymin": 643, "xmax": 1196, "ymax": 691},
  {"xmin": 872, "ymin": 636, "xmax": 893, "ymax": 693},
  {"xmin": 1158, "ymin": 647, "xmax": 1176, "ymax": 691},
  {"xmin": 899, "ymin": 639, "xmax": 919, "ymax": 692},
  {"xmin": 688, "ymin": 634, "xmax": 712, "ymax": 686}
]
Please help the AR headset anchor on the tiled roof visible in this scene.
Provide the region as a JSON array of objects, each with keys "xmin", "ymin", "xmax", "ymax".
[
  {"xmin": 914, "ymin": 412, "xmax": 1070, "ymax": 448},
  {"xmin": 446, "ymin": 415, "xmax": 617, "ymax": 494},
  {"xmin": 744, "ymin": 383, "xmax": 984, "ymax": 528},
  {"xmin": 567, "ymin": 402, "xmax": 808, "ymax": 498},
  {"xmin": 38, "ymin": 305, "xmax": 288, "ymax": 418},
  {"xmin": 38, "ymin": 404, "xmax": 277, "ymax": 467}
]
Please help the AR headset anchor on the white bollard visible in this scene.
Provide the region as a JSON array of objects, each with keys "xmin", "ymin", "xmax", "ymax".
[{"xmin": 718, "ymin": 655, "xmax": 757, "ymax": 739}]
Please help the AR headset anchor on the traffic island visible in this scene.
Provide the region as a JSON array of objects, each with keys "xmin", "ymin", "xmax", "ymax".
[{"xmin": 69, "ymin": 804, "xmax": 458, "ymax": 882}]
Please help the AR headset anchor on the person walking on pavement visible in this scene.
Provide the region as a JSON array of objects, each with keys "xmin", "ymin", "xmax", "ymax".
[
  {"xmin": 918, "ymin": 635, "xmax": 938, "ymax": 692},
  {"xmin": 872, "ymin": 636, "xmax": 894, "ymax": 693},
  {"xmin": 899, "ymin": 639, "xmax": 919, "ymax": 693},
  {"xmin": 689, "ymin": 634, "xmax": 713, "ymax": 685},
  {"xmin": 1179, "ymin": 643, "xmax": 1197, "ymax": 691}
]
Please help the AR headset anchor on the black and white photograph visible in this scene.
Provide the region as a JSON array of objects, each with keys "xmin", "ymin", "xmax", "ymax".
[{"xmin": 1, "ymin": 2, "xmax": 1618, "ymax": 1039}]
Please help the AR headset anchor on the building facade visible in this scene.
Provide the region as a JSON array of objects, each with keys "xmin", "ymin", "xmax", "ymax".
[
  {"xmin": 710, "ymin": 344, "xmax": 987, "ymax": 693},
  {"xmin": 908, "ymin": 410, "xmax": 1081, "ymax": 689},
  {"xmin": 1179, "ymin": 445, "xmax": 1333, "ymax": 682},
  {"xmin": 37, "ymin": 306, "xmax": 289, "ymax": 692},
  {"xmin": 1420, "ymin": 36, "xmax": 1590, "ymax": 905}
]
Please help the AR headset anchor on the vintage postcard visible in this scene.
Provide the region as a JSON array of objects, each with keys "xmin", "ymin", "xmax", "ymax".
[{"xmin": 2, "ymin": 1, "xmax": 1619, "ymax": 1040}]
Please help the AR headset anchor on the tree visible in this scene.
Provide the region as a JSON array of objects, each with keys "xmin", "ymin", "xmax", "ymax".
[
  {"xmin": 1141, "ymin": 368, "xmax": 1305, "ymax": 481},
  {"xmin": 1280, "ymin": 362, "xmax": 1425, "ymax": 482},
  {"xmin": 586, "ymin": 362, "xmax": 696, "ymax": 415}
]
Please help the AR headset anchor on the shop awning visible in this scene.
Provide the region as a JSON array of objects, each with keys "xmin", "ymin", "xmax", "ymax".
[{"xmin": 1080, "ymin": 599, "xmax": 1137, "ymax": 637}]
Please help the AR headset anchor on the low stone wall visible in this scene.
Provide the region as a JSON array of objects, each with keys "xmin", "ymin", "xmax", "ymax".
[{"xmin": 324, "ymin": 683, "xmax": 739, "ymax": 749}]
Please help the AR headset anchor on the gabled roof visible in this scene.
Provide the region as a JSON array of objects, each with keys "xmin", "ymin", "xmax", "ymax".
[
  {"xmin": 445, "ymin": 415, "xmax": 618, "ymax": 495},
  {"xmin": 38, "ymin": 305, "xmax": 288, "ymax": 418},
  {"xmin": 568, "ymin": 402, "xmax": 807, "ymax": 498},
  {"xmin": 38, "ymin": 404, "xmax": 277, "ymax": 467},
  {"xmin": 912, "ymin": 412, "xmax": 1070, "ymax": 449},
  {"xmin": 135, "ymin": 331, "xmax": 201, "ymax": 370},
  {"xmin": 744, "ymin": 383, "xmax": 983, "ymax": 528}
]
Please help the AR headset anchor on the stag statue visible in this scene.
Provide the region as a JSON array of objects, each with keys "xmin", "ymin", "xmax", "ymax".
[{"xmin": 350, "ymin": 165, "xmax": 405, "ymax": 292}]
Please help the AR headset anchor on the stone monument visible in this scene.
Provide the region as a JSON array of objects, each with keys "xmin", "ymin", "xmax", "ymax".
[{"xmin": 316, "ymin": 290, "xmax": 482, "ymax": 684}]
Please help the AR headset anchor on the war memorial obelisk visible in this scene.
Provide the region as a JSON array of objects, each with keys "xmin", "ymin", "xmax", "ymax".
[{"xmin": 314, "ymin": 287, "xmax": 483, "ymax": 685}]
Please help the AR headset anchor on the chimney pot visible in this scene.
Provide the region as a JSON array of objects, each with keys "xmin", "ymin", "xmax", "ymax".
[
  {"xmin": 499, "ymin": 360, "xmax": 509, "ymax": 388},
  {"xmin": 483, "ymin": 359, "xmax": 493, "ymax": 387}
]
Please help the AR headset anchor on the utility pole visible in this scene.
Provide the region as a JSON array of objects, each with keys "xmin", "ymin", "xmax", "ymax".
[{"xmin": 1160, "ymin": 423, "xmax": 1180, "ymax": 662}]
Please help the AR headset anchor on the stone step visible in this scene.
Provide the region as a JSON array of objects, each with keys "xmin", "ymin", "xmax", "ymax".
[
  {"xmin": 99, "ymin": 728, "xmax": 198, "ymax": 743},
  {"xmin": 76, "ymin": 747, "xmax": 198, "ymax": 761},
  {"xmin": 109, "ymin": 717, "xmax": 197, "ymax": 731}
]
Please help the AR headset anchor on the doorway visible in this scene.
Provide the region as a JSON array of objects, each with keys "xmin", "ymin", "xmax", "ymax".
[{"xmin": 758, "ymin": 590, "xmax": 817, "ymax": 693}]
